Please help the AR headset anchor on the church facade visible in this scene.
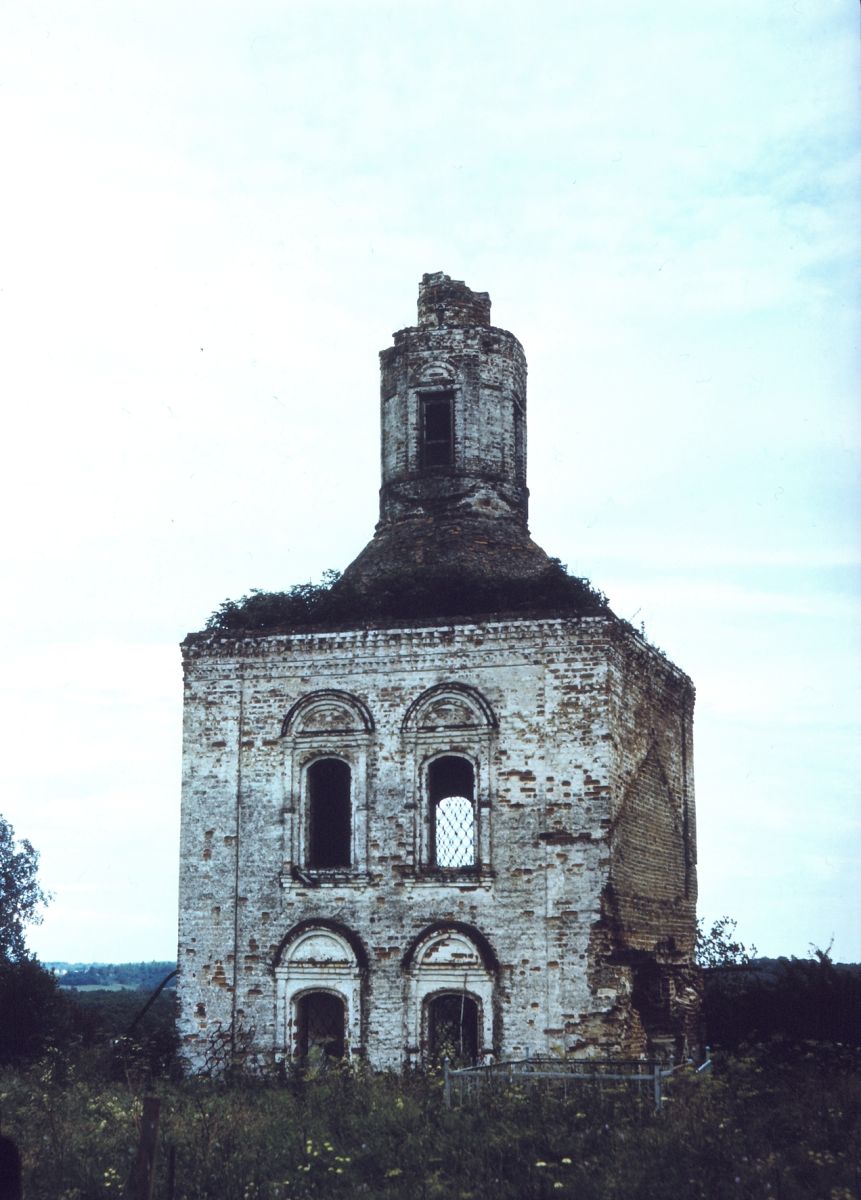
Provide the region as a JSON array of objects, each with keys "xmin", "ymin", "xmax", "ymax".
[{"xmin": 177, "ymin": 273, "xmax": 699, "ymax": 1071}]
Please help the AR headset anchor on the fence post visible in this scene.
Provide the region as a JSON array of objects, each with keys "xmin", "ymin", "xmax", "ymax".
[
  {"xmin": 653, "ymin": 1063, "xmax": 662, "ymax": 1111},
  {"xmin": 129, "ymin": 1095, "xmax": 160, "ymax": 1200},
  {"xmin": 443, "ymin": 1057, "xmax": 451, "ymax": 1108}
]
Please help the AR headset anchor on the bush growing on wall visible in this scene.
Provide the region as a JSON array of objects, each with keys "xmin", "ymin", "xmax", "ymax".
[{"xmin": 204, "ymin": 562, "xmax": 610, "ymax": 634}]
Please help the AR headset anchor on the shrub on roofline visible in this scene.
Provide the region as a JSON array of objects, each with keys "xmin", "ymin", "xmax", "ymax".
[{"xmin": 204, "ymin": 561, "xmax": 611, "ymax": 633}]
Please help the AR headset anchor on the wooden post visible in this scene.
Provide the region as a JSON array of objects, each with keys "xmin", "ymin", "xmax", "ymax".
[
  {"xmin": 129, "ymin": 1095, "xmax": 160, "ymax": 1200},
  {"xmin": 0, "ymin": 1135, "xmax": 23, "ymax": 1200},
  {"xmin": 443, "ymin": 1057, "xmax": 451, "ymax": 1108},
  {"xmin": 166, "ymin": 1143, "xmax": 176, "ymax": 1200}
]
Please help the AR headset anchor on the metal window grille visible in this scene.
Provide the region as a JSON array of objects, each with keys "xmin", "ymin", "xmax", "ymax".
[{"xmin": 435, "ymin": 795, "xmax": 475, "ymax": 867}]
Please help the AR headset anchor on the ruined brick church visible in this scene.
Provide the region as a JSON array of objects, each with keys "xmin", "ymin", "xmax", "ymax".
[{"xmin": 177, "ymin": 272, "xmax": 699, "ymax": 1071}]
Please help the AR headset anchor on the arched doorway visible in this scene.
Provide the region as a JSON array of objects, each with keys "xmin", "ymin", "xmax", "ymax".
[
  {"xmin": 296, "ymin": 991, "xmax": 347, "ymax": 1061},
  {"xmin": 403, "ymin": 924, "xmax": 497, "ymax": 1067},
  {"xmin": 427, "ymin": 992, "xmax": 479, "ymax": 1065},
  {"xmin": 274, "ymin": 925, "xmax": 365, "ymax": 1062}
]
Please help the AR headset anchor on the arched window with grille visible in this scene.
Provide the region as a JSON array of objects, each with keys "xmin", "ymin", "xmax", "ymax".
[
  {"xmin": 401, "ymin": 683, "xmax": 495, "ymax": 877},
  {"xmin": 429, "ymin": 755, "xmax": 476, "ymax": 869}
]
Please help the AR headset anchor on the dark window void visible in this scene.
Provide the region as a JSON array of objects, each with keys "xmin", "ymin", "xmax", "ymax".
[
  {"xmin": 513, "ymin": 396, "xmax": 525, "ymax": 481},
  {"xmin": 308, "ymin": 758, "xmax": 351, "ymax": 868},
  {"xmin": 429, "ymin": 756, "xmax": 475, "ymax": 868},
  {"xmin": 422, "ymin": 393, "xmax": 453, "ymax": 468},
  {"xmin": 427, "ymin": 993, "xmax": 479, "ymax": 1065},
  {"xmin": 296, "ymin": 991, "xmax": 346, "ymax": 1061}
]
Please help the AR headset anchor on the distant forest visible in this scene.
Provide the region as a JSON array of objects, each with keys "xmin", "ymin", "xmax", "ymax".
[
  {"xmin": 39, "ymin": 955, "xmax": 861, "ymax": 1046},
  {"xmin": 46, "ymin": 961, "xmax": 176, "ymax": 990}
]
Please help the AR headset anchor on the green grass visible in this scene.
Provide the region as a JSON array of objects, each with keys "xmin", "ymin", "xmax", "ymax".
[{"xmin": 0, "ymin": 1043, "xmax": 858, "ymax": 1199}]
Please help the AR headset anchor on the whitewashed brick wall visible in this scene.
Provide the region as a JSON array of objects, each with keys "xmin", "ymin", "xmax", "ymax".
[{"xmin": 177, "ymin": 613, "xmax": 698, "ymax": 1071}]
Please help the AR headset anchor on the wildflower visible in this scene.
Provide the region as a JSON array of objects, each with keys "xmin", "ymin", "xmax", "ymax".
[
  {"xmin": 561, "ymin": 1157, "xmax": 572, "ymax": 1165},
  {"xmin": 553, "ymin": 1184, "xmax": 564, "ymax": 1191},
  {"xmin": 535, "ymin": 1161, "xmax": 547, "ymax": 1168}
]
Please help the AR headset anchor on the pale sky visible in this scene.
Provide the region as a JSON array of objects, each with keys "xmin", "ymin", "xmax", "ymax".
[{"xmin": 1, "ymin": 1, "xmax": 858, "ymax": 964}]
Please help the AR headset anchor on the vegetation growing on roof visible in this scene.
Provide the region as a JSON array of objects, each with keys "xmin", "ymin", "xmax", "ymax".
[
  {"xmin": 205, "ymin": 570, "xmax": 344, "ymax": 632},
  {"xmin": 203, "ymin": 561, "xmax": 610, "ymax": 634}
]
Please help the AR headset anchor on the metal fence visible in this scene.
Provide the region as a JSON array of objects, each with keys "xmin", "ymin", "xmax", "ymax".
[{"xmin": 443, "ymin": 1053, "xmax": 707, "ymax": 1110}]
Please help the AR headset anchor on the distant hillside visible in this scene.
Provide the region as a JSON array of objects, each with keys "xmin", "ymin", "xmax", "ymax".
[
  {"xmin": 708, "ymin": 956, "xmax": 861, "ymax": 980},
  {"xmin": 45, "ymin": 961, "xmax": 177, "ymax": 991}
]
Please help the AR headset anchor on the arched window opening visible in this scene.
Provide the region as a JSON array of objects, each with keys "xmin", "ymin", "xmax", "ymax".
[
  {"xmin": 421, "ymin": 392, "xmax": 453, "ymax": 468},
  {"xmin": 427, "ymin": 993, "xmax": 479, "ymax": 1065},
  {"xmin": 296, "ymin": 991, "xmax": 346, "ymax": 1061},
  {"xmin": 429, "ymin": 756, "xmax": 475, "ymax": 868},
  {"xmin": 308, "ymin": 758, "xmax": 351, "ymax": 868}
]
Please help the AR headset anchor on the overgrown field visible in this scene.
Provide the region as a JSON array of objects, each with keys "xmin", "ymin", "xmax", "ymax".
[{"xmin": 0, "ymin": 1042, "xmax": 858, "ymax": 1199}]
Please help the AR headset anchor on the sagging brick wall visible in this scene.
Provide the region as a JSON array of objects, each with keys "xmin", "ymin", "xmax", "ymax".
[
  {"xmin": 605, "ymin": 624, "xmax": 696, "ymax": 956},
  {"xmin": 594, "ymin": 623, "xmax": 700, "ymax": 1054}
]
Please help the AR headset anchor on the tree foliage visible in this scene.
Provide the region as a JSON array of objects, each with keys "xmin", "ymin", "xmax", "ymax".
[
  {"xmin": 695, "ymin": 915, "xmax": 757, "ymax": 969},
  {"xmin": 702, "ymin": 946, "xmax": 861, "ymax": 1050},
  {"xmin": 0, "ymin": 816, "xmax": 49, "ymax": 964},
  {"xmin": 0, "ymin": 817, "xmax": 60, "ymax": 1066},
  {"xmin": 0, "ymin": 957, "xmax": 69, "ymax": 1065}
]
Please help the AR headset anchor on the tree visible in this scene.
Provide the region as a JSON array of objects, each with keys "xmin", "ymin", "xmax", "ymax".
[
  {"xmin": 0, "ymin": 815, "xmax": 49, "ymax": 963},
  {"xmin": 0, "ymin": 817, "xmax": 65, "ymax": 1064},
  {"xmin": 696, "ymin": 915, "xmax": 757, "ymax": 969},
  {"xmin": 0, "ymin": 955, "xmax": 69, "ymax": 1065}
]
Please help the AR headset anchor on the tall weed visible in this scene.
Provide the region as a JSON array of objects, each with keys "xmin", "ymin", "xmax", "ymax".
[{"xmin": 0, "ymin": 1044, "xmax": 858, "ymax": 1199}]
